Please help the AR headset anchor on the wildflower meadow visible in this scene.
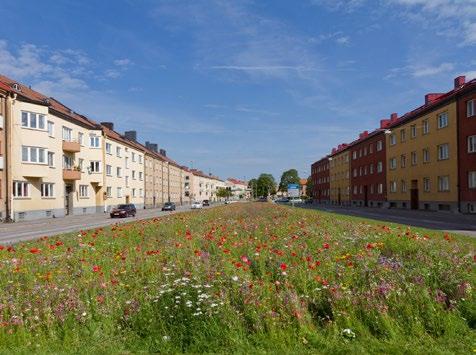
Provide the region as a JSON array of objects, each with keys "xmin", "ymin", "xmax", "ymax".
[{"xmin": 0, "ymin": 203, "xmax": 474, "ymax": 353}]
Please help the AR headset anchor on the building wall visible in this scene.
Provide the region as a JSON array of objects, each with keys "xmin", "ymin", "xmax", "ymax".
[
  {"xmin": 311, "ymin": 158, "xmax": 330, "ymax": 203},
  {"xmin": 103, "ymin": 137, "xmax": 144, "ymax": 212},
  {"xmin": 0, "ymin": 94, "xmax": 6, "ymax": 219},
  {"xmin": 10, "ymin": 100, "xmax": 104, "ymax": 221},
  {"xmin": 144, "ymin": 154, "xmax": 165, "ymax": 208},
  {"xmin": 458, "ymin": 88, "xmax": 476, "ymax": 213},
  {"xmin": 350, "ymin": 132, "xmax": 387, "ymax": 207},
  {"xmin": 386, "ymin": 101, "xmax": 458, "ymax": 212},
  {"xmin": 329, "ymin": 150, "xmax": 350, "ymax": 205},
  {"xmin": 168, "ymin": 164, "xmax": 183, "ymax": 204}
]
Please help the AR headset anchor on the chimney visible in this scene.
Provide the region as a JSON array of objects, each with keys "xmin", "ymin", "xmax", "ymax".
[
  {"xmin": 454, "ymin": 75, "xmax": 466, "ymax": 88},
  {"xmin": 390, "ymin": 113, "xmax": 398, "ymax": 122},
  {"xmin": 159, "ymin": 149, "xmax": 166, "ymax": 157},
  {"xmin": 425, "ymin": 93, "xmax": 444, "ymax": 105},
  {"xmin": 331, "ymin": 148, "xmax": 337, "ymax": 154},
  {"xmin": 101, "ymin": 122, "xmax": 114, "ymax": 130},
  {"xmin": 124, "ymin": 130, "xmax": 137, "ymax": 142},
  {"xmin": 145, "ymin": 141, "xmax": 158, "ymax": 153},
  {"xmin": 359, "ymin": 130, "xmax": 369, "ymax": 139},
  {"xmin": 380, "ymin": 119, "xmax": 391, "ymax": 129}
]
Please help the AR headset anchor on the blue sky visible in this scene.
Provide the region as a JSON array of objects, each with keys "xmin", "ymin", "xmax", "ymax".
[{"xmin": 0, "ymin": 0, "xmax": 475, "ymax": 181}]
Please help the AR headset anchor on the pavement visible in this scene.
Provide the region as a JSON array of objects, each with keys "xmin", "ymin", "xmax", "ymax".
[
  {"xmin": 297, "ymin": 203, "xmax": 476, "ymax": 237},
  {"xmin": 0, "ymin": 204, "xmax": 220, "ymax": 245}
]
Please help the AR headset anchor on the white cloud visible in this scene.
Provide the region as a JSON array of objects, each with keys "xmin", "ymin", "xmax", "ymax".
[
  {"xmin": 310, "ymin": 0, "xmax": 366, "ymax": 12},
  {"xmin": 114, "ymin": 58, "xmax": 132, "ymax": 67},
  {"xmin": 464, "ymin": 71, "xmax": 476, "ymax": 80},
  {"xmin": 336, "ymin": 36, "xmax": 350, "ymax": 45},
  {"xmin": 412, "ymin": 62, "xmax": 454, "ymax": 77}
]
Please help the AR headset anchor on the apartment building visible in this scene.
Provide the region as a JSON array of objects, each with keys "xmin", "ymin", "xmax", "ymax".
[
  {"xmin": 101, "ymin": 124, "xmax": 145, "ymax": 212},
  {"xmin": 386, "ymin": 80, "xmax": 460, "ymax": 212},
  {"xmin": 457, "ymin": 77, "xmax": 476, "ymax": 213},
  {"xmin": 225, "ymin": 178, "xmax": 249, "ymax": 200},
  {"xmin": 0, "ymin": 75, "xmax": 106, "ymax": 221},
  {"xmin": 189, "ymin": 169, "xmax": 224, "ymax": 202},
  {"xmin": 329, "ymin": 145, "xmax": 350, "ymax": 205},
  {"xmin": 311, "ymin": 157, "xmax": 330, "ymax": 203},
  {"xmin": 350, "ymin": 121, "xmax": 389, "ymax": 208},
  {"xmin": 0, "ymin": 82, "xmax": 9, "ymax": 220}
]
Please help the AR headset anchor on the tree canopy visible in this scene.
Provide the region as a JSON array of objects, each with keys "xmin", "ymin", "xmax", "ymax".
[
  {"xmin": 278, "ymin": 169, "xmax": 300, "ymax": 192},
  {"xmin": 248, "ymin": 174, "xmax": 277, "ymax": 198},
  {"xmin": 216, "ymin": 187, "xmax": 233, "ymax": 199}
]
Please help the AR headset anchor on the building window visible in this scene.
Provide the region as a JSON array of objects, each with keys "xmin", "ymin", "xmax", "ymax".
[
  {"xmin": 21, "ymin": 146, "xmax": 46, "ymax": 164},
  {"xmin": 47, "ymin": 121, "xmax": 55, "ymax": 137},
  {"xmin": 437, "ymin": 112, "xmax": 448, "ymax": 129},
  {"xmin": 423, "ymin": 178, "xmax": 430, "ymax": 192},
  {"xmin": 139, "ymin": 188, "xmax": 143, "ymax": 197},
  {"xmin": 106, "ymin": 142, "xmax": 112, "ymax": 154},
  {"xmin": 422, "ymin": 119, "xmax": 429, "ymax": 134},
  {"xmin": 106, "ymin": 165, "xmax": 112, "ymax": 176},
  {"xmin": 106, "ymin": 186, "xmax": 112, "ymax": 197},
  {"xmin": 139, "ymin": 155, "xmax": 143, "ymax": 164},
  {"xmin": 47, "ymin": 152, "xmax": 55, "ymax": 167},
  {"xmin": 117, "ymin": 167, "xmax": 122, "ymax": 177},
  {"xmin": 139, "ymin": 172, "xmax": 143, "ymax": 181},
  {"xmin": 468, "ymin": 135, "xmax": 476, "ymax": 153},
  {"xmin": 369, "ymin": 164, "xmax": 374, "ymax": 174},
  {"xmin": 21, "ymin": 111, "xmax": 46, "ymax": 130},
  {"xmin": 410, "ymin": 125, "xmax": 416, "ymax": 138},
  {"xmin": 63, "ymin": 155, "xmax": 73, "ymax": 169},
  {"xmin": 401, "ymin": 180, "xmax": 407, "ymax": 193},
  {"xmin": 400, "ymin": 154, "xmax": 406, "ymax": 168},
  {"xmin": 13, "ymin": 181, "xmax": 30, "ymax": 198},
  {"xmin": 400, "ymin": 129, "xmax": 406, "ymax": 142},
  {"xmin": 132, "ymin": 170, "xmax": 136, "ymax": 179},
  {"xmin": 376, "ymin": 140, "xmax": 383, "ymax": 151},
  {"xmin": 352, "ymin": 151, "xmax": 357, "ymax": 160},
  {"xmin": 377, "ymin": 161, "xmax": 383, "ymax": 173},
  {"xmin": 90, "ymin": 134, "xmax": 100, "ymax": 148},
  {"xmin": 390, "ymin": 181, "xmax": 397, "ymax": 193},
  {"xmin": 132, "ymin": 188, "xmax": 136, "ymax": 197},
  {"xmin": 117, "ymin": 187, "xmax": 123, "ymax": 198},
  {"xmin": 116, "ymin": 146, "xmax": 121, "ymax": 157},
  {"xmin": 438, "ymin": 176, "xmax": 450, "ymax": 192},
  {"xmin": 389, "ymin": 157, "xmax": 397, "ymax": 170},
  {"xmin": 370, "ymin": 184, "xmax": 374, "ymax": 194},
  {"xmin": 423, "ymin": 148, "xmax": 430, "ymax": 163},
  {"xmin": 41, "ymin": 183, "xmax": 54, "ymax": 198},
  {"xmin": 79, "ymin": 185, "xmax": 89, "ymax": 197},
  {"xmin": 90, "ymin": 161, "xmax": 101, "ymax": 173},
  {"xmin": 378, "ymin": 183, "xmax": 383, "ymax": 194},
  {"xmin": 131, "ymin": 152, "xmax": 136, "ymax": 162},
  {"xmin": 125, "ymin": 176, "xmax": 129, "ymax": 187},
  {"xmin": 62, "ymin": 126, "xmax": 72, "ymax": 141},
  {"xmin": 390, "ymin": 134, "xmax": 396, "ymax": 146},
  {"xmin": 411, "ymin": 151, "xmax": 417, "ymax": 166},
  {"xmin": 467, "ymin": 99, "xmax": 475, "ymax": 117},
  {"xmin": 437, "ymin": 144, "xmax": 449, "ymax": 160},
  {"xmin": 469, "ymin": 172, "xmax": 476, "ymax": 189},
  {"xmin": 125, "ymin": 157, "xmax": 129, "ymax": 169},
  {"xmin": 353, "ymin": 168, "xmax": 357, "ymax": 177},
  {"xmin": 364, "ymin": 147, "xmax": 368, "ymax": 156}
]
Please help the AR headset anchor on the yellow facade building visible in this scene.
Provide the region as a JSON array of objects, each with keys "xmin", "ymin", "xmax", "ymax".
[
  {"xmin": 386, "ymin": 99, "xmax": 458, "ymax": 212},
  {"xmin": 329, "ymin": 146, "xmax": 350, "ymax": 205}
]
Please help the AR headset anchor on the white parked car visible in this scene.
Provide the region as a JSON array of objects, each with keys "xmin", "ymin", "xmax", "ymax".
[
  {"xmin": 289, "ymin": 198, "xmax": 303, "ymax": 204},
  {"xmin": 191, "ymin": 201, "xmax": 203, "ymax": 209}
]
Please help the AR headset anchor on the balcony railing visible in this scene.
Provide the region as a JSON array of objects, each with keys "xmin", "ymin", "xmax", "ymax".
[
  {"xmin": 62, "ymin": 140, "xmax": 81, "ymax": 153},
  {"xmin": 63, "ymin": 169, "xmax": 81, "ymax": 180}
]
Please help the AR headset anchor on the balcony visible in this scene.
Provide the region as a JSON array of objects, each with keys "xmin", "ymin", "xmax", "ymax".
[
  {"xmin": 62, "ymin": 140, "xmax": 81, "ymax": 153},
  {"xmin": 63, "ymin": 169, "xmax": 81, "ymax": 180}
]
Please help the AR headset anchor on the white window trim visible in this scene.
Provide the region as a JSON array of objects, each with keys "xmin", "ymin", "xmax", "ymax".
[{"xmin": 22, "ymin": 146, "xmax": 47, "ymax": 164}]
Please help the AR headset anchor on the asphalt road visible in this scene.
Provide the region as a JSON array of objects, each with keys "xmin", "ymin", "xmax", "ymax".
[
  {"xmin": 0, "ymin": 204, "xmax": 218, "ymax": 245},
  {"xmin": 298, "ymin": 203, "xmax": 476, "ymax": 237}
]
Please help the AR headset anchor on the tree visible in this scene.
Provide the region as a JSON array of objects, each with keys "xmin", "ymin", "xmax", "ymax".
[
  {"xmin": 248, "ymin": 179, "xmax": 258, "ymax": 199},
  {"xmin": 256, "ymin": 173, "xmax": 277, "ymax": 197},
  {"xmin": 216, "ymin": 187, "xmax": 233, "ymax": 199},
  {"xmin": 279, "ymin": 169, "xmax": 300, "ymax": 192},
  {"xmin": 306, "ymin": 175, "xmax": 313, "ymax": 198}
]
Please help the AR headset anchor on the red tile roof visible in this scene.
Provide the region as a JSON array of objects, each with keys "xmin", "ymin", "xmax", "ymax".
[{"xmin": 227, "ymin": 178, "xmax": 247, "ymax": 186}]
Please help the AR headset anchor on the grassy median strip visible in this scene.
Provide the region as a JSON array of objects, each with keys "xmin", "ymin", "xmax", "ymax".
[{"xmin": 0, "ymin": 203, "xmax": 474, "ymax": 353}]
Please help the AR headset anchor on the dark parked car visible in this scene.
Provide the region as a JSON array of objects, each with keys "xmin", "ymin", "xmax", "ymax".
[
  {"xmin": 110, "ymin": 204, "xmax": 136, "ymax": 218},
  {"xmin": 162, "ymin": 202, "xmax": 176, "ymax": 211},
  {"xmin": 202, "ymin": 200, "xmax": 210, "ymax": 206},
  {"xmin": 305, "ymin": 199, "xmax": 313, "ymax": 204}
]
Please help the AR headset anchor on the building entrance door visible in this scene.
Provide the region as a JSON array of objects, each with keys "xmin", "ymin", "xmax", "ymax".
[
  {"xmin": 410, "ymin": 180, "xmax": 419, "ymax": 210},
  {"xmin": 65, "ymin": 184, "xmax": 73, "ymax": 215},
  {"xmin": 126, "ymin": 195, "xmax": 130, "ymax": 204}
]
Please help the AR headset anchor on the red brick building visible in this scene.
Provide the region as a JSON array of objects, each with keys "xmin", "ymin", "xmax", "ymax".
[
  {"xmin": 349, "ymin": 117, "xmax": 392, "ymax": 208},
  {"xmin": 457, "ymin": 77, "xmax": 476, "ymax": 213},
  {"xmin": 311, "ymin": 157, "xmax": 330, "ymax": 203}
]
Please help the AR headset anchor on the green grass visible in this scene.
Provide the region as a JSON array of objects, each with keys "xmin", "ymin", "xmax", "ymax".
[{"xmin": 0, "ymin": 203, "xmax": 474, "ymax": 354}]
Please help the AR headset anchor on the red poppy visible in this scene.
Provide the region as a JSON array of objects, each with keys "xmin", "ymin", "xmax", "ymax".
[
  {"xmin": 92, "ymin": 265, "xmax": 101, "ymax": 273},
  {"xmin": 240, "ymin": 255, "xmax": 251, "ymax": 265},
  {"xmin": 30, "ymin": 248, "xmax": 41, "ymax": 254},
  {"xmin": 0, "ymin": 245, "xmax": 4, "ymax": 251},
  {"xmin": 323, "ymin": 243, "xmax": 330, "ymax": 249},
  {"xmin": 280, "ymin": 263, "xmax": 287, "ymax": 271}
]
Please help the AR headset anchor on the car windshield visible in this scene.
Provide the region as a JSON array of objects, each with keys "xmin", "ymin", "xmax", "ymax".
[
  {"xmin": 164, "ymin": 203, "xmax": 173, "ymax": 206},
  {"xmin": 117, "ymin": 204, "xmax": 128, "ymax": 209}
]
